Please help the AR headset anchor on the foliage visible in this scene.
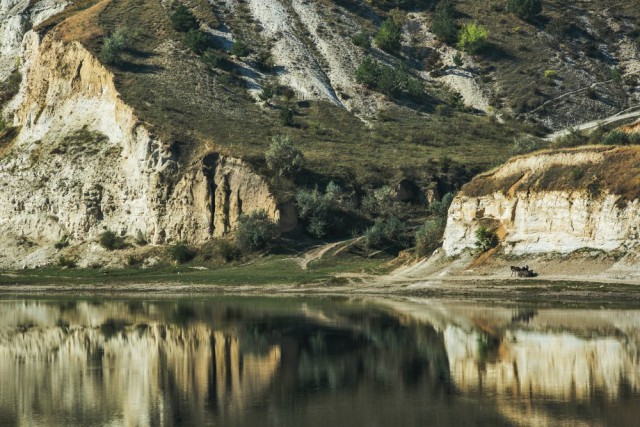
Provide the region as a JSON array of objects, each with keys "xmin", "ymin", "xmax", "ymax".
[
  {"xmin": 453, "ymin": 52, "xmax": 464, "ymax": 67},
  {"xmin": 544, "ymin": 69, "xmax": 556, "ymax": 79},
  {"xmin": 100, "ymin": 27, "xmax": 131, "ymax": 65},
  {"xmin": 352, "ymin": 31, "xmax": 371, "ymax": 49},
  {"xmin": 236, "ymin": 210, "xmax": 280, "ymax": 252},
  {"xmin": 475, "ymin": 226, "xmax": 498, "ymax": 252},
  {"xmin": 457, "ymin": 22, "xmax": 488, "ymax": 54},
  {"xmin": 374, "ymin": 19, "xmax": 402, "ymax": 53},
  {"xmin": 265, "ymin": 135, "xmax": 305, "ymax": 177},
  {"xmin": 279, "ymin": 105, "xmax": 295, "ymax": 126},
  {"xmin": 415, "ymin": 219, "xmax": 444, "ymax": 256},
  {"xmin": 214, "ymin": 239, "xmax": 241, "ymax": 262},
  {"xmin": 57, "ymin": 256, "xmax": 76, "ymax": 268},
  {"xmin": 506, "ymin": 0, "xmax": 542, "ymax": 21},
  {"xmin": 356, "ymin": 56, "xmax": 424, "ymax": 99},
  {"xmin": 512, "ymin": 134, "xmax": 547, "ymax": 154},
  {"xmin": 552, "ymin": 128, "xmax": 587, "ymax": 148},
  {"xmin": 364, "ymin": 217, "xmax": 411, "ymax": 250},
  {"xmin": 602, "ymin": 130, "xmax": 640, "ymax": 146},
  {"xmin": 54, "ymin": 235, "xmax": 70, "ymax": 250},
  {"xmin": 429, "ymin": 192, "xmax": 455, "ymax": 218},
  {"xmin": 171, "ymin": 4, "xmax": 199, "ymax": 32},
  {"xmin": 168, "ymin": 243, "xmax": 196, "ymax": 263},
  {"xmin": 362, "ymin": 186, "xmax": 402, "ymax": 218},
  {"xmin": 184, "ymin": 29, "xmax": 213, "ymax": 54},
  {"xmin": 230, "ymin": 40, "xmax": 250, "ymax": 57},
  {"xmin": 296, "ymin": 182, "xmax": 342, "ymax": 238},
  {"xmin": 431, "ymin": 0, "xmax": 458, "ymax": 43},
  {"xmin": 99, "ymin": 230, "xmax": 126, "ymax": 251},
  {"xmin": 135, "ymin": 230, "xmax": 148, "ymax": 246}
]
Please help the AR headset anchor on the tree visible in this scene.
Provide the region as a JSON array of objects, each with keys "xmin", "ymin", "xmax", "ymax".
[
  {"xmin": 184, "ymin": 29, "xmax": 213, "ymax": 54},
  {"xmin": 374, "ymin": 19, "xmax": 402, "ymax": 53},
  {"xmin": 99, "ymin": 230, "xmax": 126, "ymax": 251},
  {"xmin": 475, "ymin": 226, "xmax": 498, "ymax": 252},
  {"xmin": 100, "ymin": 27, "xmax": 131, "ymax": 65},
  {"xmin": 296, "ymin": 182, "xmax": 342, "ymax": 238},
  {"xmin": 171, "ymin": 4, "xmax": 199, "ymax": 32},
  {"xmin": 265, "ymin": 135, "xmax": 305, "ymax": 177},
  {"xmin": 431, "ymin": 0, "xmax": 457, "ymax": 43},
  {"xmin": 168, "ymin": 243, "xmax": 195, "ymax": 263},
  {"xmin": 506, "ymin": 0, "xmax": 542, "ymax": 21},
  {"xmin": 236, "ymin": 210, "xmax": 280, "ymax": 252},
  {"xmin": 415, "ymin": 219, "xmax": 444, "ymax": 256},
  {"xmin": 230, "ymin": 40, "xmax": 250, "ymax": 57},
  {"xmin": 457, "ymin": 22, "xmax": 488, "ymax": 54}
]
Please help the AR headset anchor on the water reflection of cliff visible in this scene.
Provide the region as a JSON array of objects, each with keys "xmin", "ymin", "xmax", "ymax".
[{"xmin": 1, "ymin": 299, "xmax": 640, "ymax": 426}]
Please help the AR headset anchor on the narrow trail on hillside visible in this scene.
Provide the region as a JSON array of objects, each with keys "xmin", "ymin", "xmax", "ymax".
[
  {"xmin": 298, "ymin": 241, "xmax": 345, "ymax": 270},
  {"xmin": 544, "ymin": 106, "xmax": 640, "ymax": 140}
]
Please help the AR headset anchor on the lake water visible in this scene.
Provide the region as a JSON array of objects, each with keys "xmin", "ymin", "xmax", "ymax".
[{"xmin": 1, "ymin": 297, "xmax": 639, "ymax": 426}]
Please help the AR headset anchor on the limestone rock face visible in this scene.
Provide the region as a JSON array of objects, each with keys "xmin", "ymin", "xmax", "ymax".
[
  {"xmin": 0, "ymin": 28, "xmax": 282, "ymax": 267},
  {"xmin": 442, "ymin": 147, "xmax": 640, "ymax": 256}
]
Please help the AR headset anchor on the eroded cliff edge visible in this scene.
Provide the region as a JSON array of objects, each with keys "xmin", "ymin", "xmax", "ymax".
[
  {"xmin": 442, "ymin": 145, "xmax": 640, "ymax": 257},
  {"xmin": 0, "ymin": 20, "xmax": 285, "ymax": 268}
]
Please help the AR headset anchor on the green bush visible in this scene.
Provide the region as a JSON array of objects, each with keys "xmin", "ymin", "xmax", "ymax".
[
  {"xmin": 552, "ymin": 128, "xmax": 588, "ymax": 148},
  {"xmin": 184, "ymin": 29, "xmax": 213, "ymax": 54},
  {"xmin": 601, "ymin": 130, "xmax": 640, "ymax": 146},
  {"xmin": 296, "ymin": 182, "xmax": 342, "ymax": 238},
  {"xmin": 355, "ymin": 56, "xmax": 424, "ymax": 99},
  {"xmin": 457, "ymin": 22, "xmax": 488, "ymax": 54},
  {"xmin": 54, "ymin": 235, "xmax": 70, "ymax": 250},
  {"xmin": 364, "ymin": 217, "xmax": 410, "ymax": 250},
  {"xmin": 171, "ymin": 4, "xmax": 199, "ymax": 32},
  {"xmin": 58, "ymin": 256, "xmax": 76, "ymax": 268},
  {"xmin": 214, "ymin": 239, "xmax": 241, "ymax": 262},
  {"xmin": 544, "ymin": 69, "xmax": 556, "ymax": 79},
  {"xmin": 265, "ymin": 135, "xmax": 305, "ymax": 177},
  {"xmin": 99, "ymin": 230, "xmax": 126, "ymax": 251},
  {"xmin": 279, "ymin": 105, "xmax": 295, "ymax": 126},
  {"xmin": 168, "ymin": 243, "xmax": 196, "ymax": 263},
  {"xmin": 374, "ymin": 19, "xmax": 402, "ymax": 53},
  {"xmin": 431, "ymin": 0, "xmax": 458, "ymax": 43},
  {"xmin": 475, "ymin": 226, "xmax": 498, "ymax": 252},
  {"xmin": 100, "ymin": 27, "xmax": 131, "ymax": 65},
  {"xmin": 415, "ymin": 219, "xmax": 444, "ymax": 256},
  {"xmin": 429, "ymin": 192, "xmax": 455, "ymax": 218},
  {"xmin": 506, "ymin": 0, "xmax": 542, "ymax": 21},
  {"xmin": 362, "ymin": 186, "xmax": 402, "ymax": 218},
  {"xmin": 352, "ymin": 31, "xmax": 370, "ymax": 49},
  {"xmin": 135, "ymin": 230, "xmax": 148, "ymax": 246},
  {"xmin": 236, "ymin": 210, "xmax": 280, "ymax": 252},
  {"xmin": 453, "ymin": 52, "xmax": 464, "ymax": 67},
  {"xmin": 230, "ymin": 40, "xmax": 250, "ymax": 57}
]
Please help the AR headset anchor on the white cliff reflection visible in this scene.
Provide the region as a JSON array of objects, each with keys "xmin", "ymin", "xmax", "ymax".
[{"xmin": 0, "ymin": 298, "xmax": 639, "ymax": 427}]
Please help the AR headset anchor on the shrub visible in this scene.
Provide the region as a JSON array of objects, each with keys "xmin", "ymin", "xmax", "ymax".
[
  {"xmin": 355, "ymin": 56, "xmax": 424, "ymax": 99},
  {"xmin": 431, "ymin": 0, "xmax": 457, "ymax": 43},
  {"xmin": 236, "ymin": 210, "xmax": 280, "ymax": 252},
  {"xmin": 135, "ymin": 230, "xmax": 148, "ymax": 246},
  {"xmin": 352, "ymin": 31, "xmax": 370, "ymax": 49},
  {"xmin": 279, "ymin": 105, "xmax": 295, "ymax": 126},
  {"xmin": 544, "ymin": 69, "xmax": 556, "ymax": 79},
  {"xmin": 230, "ymin": 40, "xmax": 250, "ymax": 57},
  {"xmin": 457, "ymin": 22, "xmax": 488, "ymax": 54},
  {"xmin": 374, "ymin": 19, "xmax": 402, "ymax": 53},
  {"xmin": 296, "ymin": 182, "xmax": 342, "ymax": 238},
  {"xmin": 552, "ymin": 128, "xmax": 587, "ymax": 148},
  {"xmin": 506, "ymin": 0, "xmax": 542, "ymax": 21},
  {"xmin": 171, "ymin": 4, "xmax": 199, "ymax": 32},
  {"xmin": 184, "ymin": 29, "xmax": 213, "ymax": 54},
  {"xmin": 54, "ymin": 235, "xmax": 70, "ymax": 250},
  {"xmin": 265, "ymin": 135, "xmax": 305, "ymax": 177},
  {"xmin": 610, "ymin": 67, "xmax": 623, "ymax": 83},
  {"xmin": 168, "ymin": 243, "xmax": 195, "ymax": 264},
  {"xmin": 602, "ymin": 130, "xmax": 628, "ymax": 146},
  {"xmin": 99, "ymin": 230, "xmax": 126, "ymax": 251},
  {"xmin": 214, "ymin": 239, "xmax": 241, "ymax": 262},
  {"xmin": 100, "ymin": 27, "xmax": 131, "ymax": 65},
  {"xmin": 453, "ymin": 52, "xmax": 464, "ymax": 67},
  {"xmin": 364, "ymin": 217, "xmax": 410, "ymax": 250},
  {"xmin": 475, "ymin": 226, "xmax": 498, "ymax": 252},
  {"xmin": 512, "ymin": 134, "xmax": 547, "ymax": 155},
  {"xmin": 58, "ymin": 256, "xmax": 76, "ymax": 268},
  {"xmin": 362, "ymin": 186, "xmax": 402, "ymax": 218},
  {"xmin": 415, "ymin": 219, "xmax": 444, "ymax": 256},
  {"xmin": 429, "ymin": 192, "xmax": 455, "ymax": 218}
]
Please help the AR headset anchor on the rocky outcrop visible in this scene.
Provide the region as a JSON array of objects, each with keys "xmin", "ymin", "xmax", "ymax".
[
  {"xmin": 442, "ymin": 146, "xmax": 640, "ymax": 256},
  {"xmin": 0, "ymin": 21, "xmax": 284, "ymax": 267}
]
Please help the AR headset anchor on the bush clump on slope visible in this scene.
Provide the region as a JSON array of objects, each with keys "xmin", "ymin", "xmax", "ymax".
[
  {"xmin": 171, "ymin": 4, "xmax": 199, "ymax": 32},
  {"xmin": 374, "ymin": 19, "xmax": 402, "ymax": 53},
  {"xmin": 431, "ymin": 0, "xmax": 458, "ymax": 43},
  {"xmin": 457, "ymin": 22, "xmax": 488, "ymax": 54},
  {"xmin": 99, "ymin": 230, "xmax": 126, "ymax": 251},
  {"xmin": 356, "ymin": 56, "xmax": 424, "ymax": 100},
  {"xmin": 236, "ymin": 210, "xmax": 280, "ymax": 252},
  {"xmin": 100, "ymin": 27, "xmax": 131, "ymax": 65},
  {"xmin": 265, "ymin": 135, "xmax": 305, "ymax": 178},
  {"xmin": 296, "ymin": 182, "xmax": 343, "ymax": 238},
  {"xmin": 506, "ymin": 0, "xmax": 543, "ymax": 21}
]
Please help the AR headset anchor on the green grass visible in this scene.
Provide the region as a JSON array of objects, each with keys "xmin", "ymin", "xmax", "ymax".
[{"xmin": 0, "ymin": 254, "xmax": 390, "ymax": 287}]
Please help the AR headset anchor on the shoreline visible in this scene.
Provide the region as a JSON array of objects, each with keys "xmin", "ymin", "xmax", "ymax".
[{"xmin": 2, "ymin": 275, "xmax": 640, "ymax": 306}]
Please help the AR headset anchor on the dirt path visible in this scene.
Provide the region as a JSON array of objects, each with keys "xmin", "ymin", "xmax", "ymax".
[
  {"xmin": 544, "ymin": 107, "xmax": 640, "ymax": 140},
  {"xmin": 297, "ymin": 240, "xmax": 347, "ymax": 270}
]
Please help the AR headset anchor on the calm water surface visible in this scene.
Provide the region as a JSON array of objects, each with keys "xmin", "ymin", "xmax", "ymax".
[{"xmin": 1, "ymin": 296, "xmax": 639, "ymax": 426}]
